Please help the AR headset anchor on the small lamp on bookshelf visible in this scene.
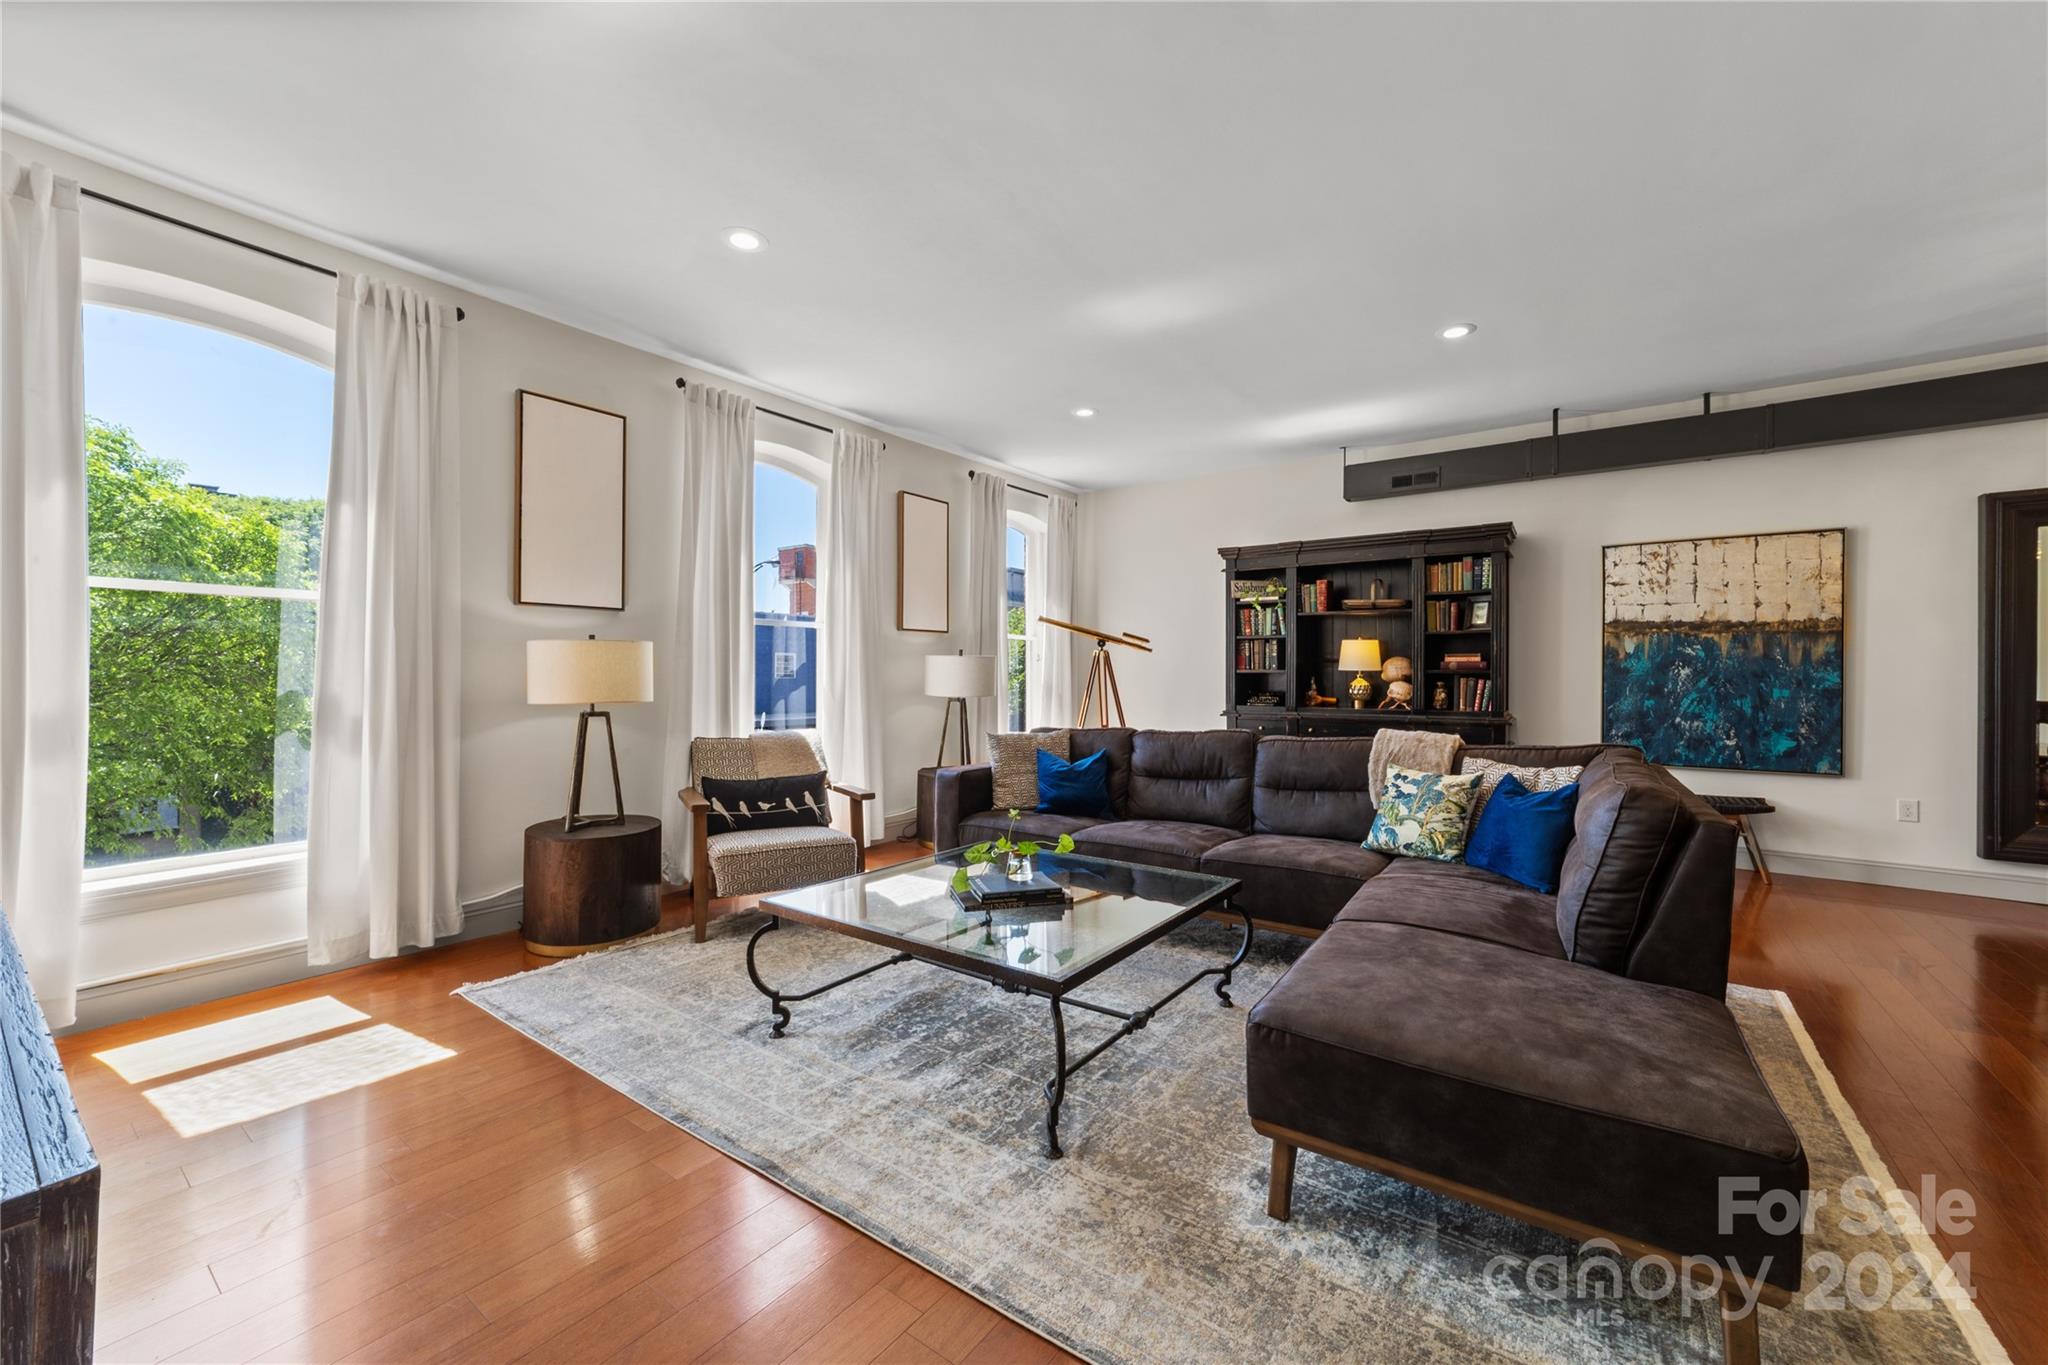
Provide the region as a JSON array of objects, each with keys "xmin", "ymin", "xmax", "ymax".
[{"xmin": 1338, "ymin": 637, "xmax": 1382, "ymax": 709}]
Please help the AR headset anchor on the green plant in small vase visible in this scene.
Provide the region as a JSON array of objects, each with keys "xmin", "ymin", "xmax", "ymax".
[{"xmin": 952, "ymin": 808, "xmax": 1075, "ymax": 891}]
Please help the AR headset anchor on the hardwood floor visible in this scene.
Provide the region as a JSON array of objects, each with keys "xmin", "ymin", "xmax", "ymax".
[
  {"xmin": 1727, "ymin": 872, "xmax": 2048, "ymax": 1364},
  {"xmin": 62, "ymin": 849, "xmax": 2047, "ymax": 1364}
]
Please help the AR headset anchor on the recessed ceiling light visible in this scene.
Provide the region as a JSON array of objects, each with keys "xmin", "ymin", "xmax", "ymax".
[
  {"xmin": 1439, "ymin": 322, "xmax": 1477, "ymax": 340},
  {"xmin": 725, "ymin": 227, "xmax": 767, "ymax": 252},
  {"xmin": 1072, "ymin": 407, "xmax": 1096, "ymax": 418}
]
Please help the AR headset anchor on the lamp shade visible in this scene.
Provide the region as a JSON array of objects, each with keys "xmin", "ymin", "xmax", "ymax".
[
  {"xmin": 1337, "ymin": 637, "xmax": 1383, "ymax": 672},
  {"xmin": 925, "ymin": 652, "xmax": 997, "ymax": 699},
  {"xmin": 527, "ymin": 638, "xmax": 654, "ymax": 705}
]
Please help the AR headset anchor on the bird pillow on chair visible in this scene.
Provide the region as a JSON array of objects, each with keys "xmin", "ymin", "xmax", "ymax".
[{"xmin": 699, "ymin": 772, "xmax": 832, "ymax": 835}]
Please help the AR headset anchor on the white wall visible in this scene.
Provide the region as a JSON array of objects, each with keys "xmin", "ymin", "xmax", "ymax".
[
  {"xmin": 6, "ymin": 130, "xmax": 1024, "ymax": 1025},
  {"xmin": 1080, "ymin": 368, "xmax": 2048, "ymax": 903}
]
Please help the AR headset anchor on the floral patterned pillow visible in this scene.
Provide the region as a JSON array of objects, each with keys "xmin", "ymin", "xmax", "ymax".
[{"xmin": 1364, "ymin": 763, "xmax": 1482, "ymax": 863}]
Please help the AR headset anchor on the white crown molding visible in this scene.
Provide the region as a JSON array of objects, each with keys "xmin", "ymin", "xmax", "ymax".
[{"xmin": 1, "ymin": 110, "xmax": 1083, "ymax": 498}]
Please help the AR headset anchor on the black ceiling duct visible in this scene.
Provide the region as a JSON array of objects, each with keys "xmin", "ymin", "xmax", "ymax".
[{"xmin": 1343, "ymin": 362, "xmax": 2048, "ymax": 501}]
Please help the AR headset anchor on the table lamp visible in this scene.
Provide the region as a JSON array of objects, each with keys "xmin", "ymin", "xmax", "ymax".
[
  {"xmin": 1338, "ymin": 637, "xmax": 1382, "ymax": 709},
  {"xmin": 925, "ymin": 651, "xmax": 997, "ymax": 766},
  {"xmin": 528, "ymin": 636, "xmax": 655, "ymax": 831}
]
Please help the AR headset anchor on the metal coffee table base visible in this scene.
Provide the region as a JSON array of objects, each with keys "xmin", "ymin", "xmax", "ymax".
[{"xmin": 744, "ymin": 906, "xmax": 1255, "ymax": 1158}]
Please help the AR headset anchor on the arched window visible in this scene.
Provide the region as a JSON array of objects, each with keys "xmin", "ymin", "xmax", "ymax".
[
  {"xmin": 81, "ymin": 301, "xmax": 333, "ymax": 869},
  {"xmin": 752, "ymin": 444, "xmax": 827, "ymax": 731},
  {"xmin": 1007, "ymin": 501, "xmax": 1047, "ymax": 730}
]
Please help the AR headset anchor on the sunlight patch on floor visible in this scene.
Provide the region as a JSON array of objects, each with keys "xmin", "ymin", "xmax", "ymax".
[
  {"xmin": 94, "ymin": 995, "xmax": 371, "ymax": 1083},
  {"xmin": 139, "ymin": 1023, "xmax": 456, "ymax": 1136}
]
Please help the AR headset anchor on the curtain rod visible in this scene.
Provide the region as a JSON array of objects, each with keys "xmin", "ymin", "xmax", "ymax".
[
  {"xmin": 673, "ymin": 377, "xmax": 882, "ymax": 447},
  {"xmin": 968, "ymin": 468, "xmax": 1051, "ymax": 500},
  {"xmin": 80, "ymin": 188, "xmax": 465, "ymax": 320}
]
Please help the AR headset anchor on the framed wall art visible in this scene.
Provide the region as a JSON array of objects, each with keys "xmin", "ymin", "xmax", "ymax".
[
  {"xmin": 1601, "ymin": 528, "xmax": 1845, "ymax": 774},
  {"xmin": 515, "ymin": 390, "xmax": 627, "ymax": 610},
  {"xmin": 897, "ymin": 490, "xmax": 950, "ymax": 632}
]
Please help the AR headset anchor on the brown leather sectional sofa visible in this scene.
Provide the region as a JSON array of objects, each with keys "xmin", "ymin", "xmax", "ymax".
[{"xmin": 929, "ymin": 728, "xmax": 1806, "ymax": 1364}]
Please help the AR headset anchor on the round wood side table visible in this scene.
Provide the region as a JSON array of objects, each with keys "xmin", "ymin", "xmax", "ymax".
[{"xmin": 521, "ymin": 815, "xmax": 662, "ymax": 957}]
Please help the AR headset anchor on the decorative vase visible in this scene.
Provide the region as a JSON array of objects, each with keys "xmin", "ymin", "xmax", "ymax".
[{"xmin": 1006, "ymin": 850, "xmax": 1034, "ymax": 882}]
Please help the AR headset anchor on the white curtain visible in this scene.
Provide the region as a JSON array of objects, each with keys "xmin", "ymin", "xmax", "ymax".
[
  {"xmin": 818, "ymin": 429, "xmax": 883, "ymax": 836},
  {"xmin": 0, "ymin": 155, "xmax": 86, "ymax": 1025},
  {"xmin": 305, "ymin": 275, "xmax": 462, "ymax": 965},
  {"xmin": 659, "ymin": 382, "xmax": 755, "ymax": 879},
  {"xmin": 963, "ymin": 470, "xmax": 1010, "ymax": 743},
  {"xmin": 1028, "ymin": 491, "xmax": 1078, "ymax": 729}
]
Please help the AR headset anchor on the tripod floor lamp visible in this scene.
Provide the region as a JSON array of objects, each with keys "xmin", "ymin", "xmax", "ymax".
[{"xmin": 926, "ymin": 651, "xmax": 996, "ymax": 766}]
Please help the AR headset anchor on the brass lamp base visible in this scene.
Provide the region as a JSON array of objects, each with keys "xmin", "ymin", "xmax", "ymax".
[{"xmin": 1349, "ymin": 674, "xmax": 1372, "ymax": 710}]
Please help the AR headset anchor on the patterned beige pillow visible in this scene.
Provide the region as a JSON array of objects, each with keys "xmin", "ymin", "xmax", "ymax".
[
  {"xmin": 986, "ymin": 730, "xmax": 1069, "ymax": 811},
  {"xmin": 1463, "ymin": 757, "xmax": 1585, "ymax": 828}
]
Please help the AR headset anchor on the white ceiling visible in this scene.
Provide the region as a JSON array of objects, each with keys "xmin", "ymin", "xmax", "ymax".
[{"xmin": 5, "ymin": 2, "xmax": 2044, "ymax": 489}]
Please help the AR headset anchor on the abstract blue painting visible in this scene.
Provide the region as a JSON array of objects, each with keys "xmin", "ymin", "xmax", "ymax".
[{"xmin": 1601, "ymin": 530, "xmax": 1844, "ymax": 775}]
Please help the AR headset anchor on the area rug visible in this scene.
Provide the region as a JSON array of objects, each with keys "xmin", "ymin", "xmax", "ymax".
[{"xmin": 458, "ymin": 913, "xmax": 2009, "ymax": 1365}]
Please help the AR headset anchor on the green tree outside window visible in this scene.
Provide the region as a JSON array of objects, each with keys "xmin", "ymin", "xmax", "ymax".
[{"xmin": 84, "ymin": 418, "xmax": 324, "ymax": 864}]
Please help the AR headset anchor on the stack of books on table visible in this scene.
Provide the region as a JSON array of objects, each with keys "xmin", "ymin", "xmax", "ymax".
[{"xmin": 951, "ymin": 869, "xmax": 1071, "ymax": 915}]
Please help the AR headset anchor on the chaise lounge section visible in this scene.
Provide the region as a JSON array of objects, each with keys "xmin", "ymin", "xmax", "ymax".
[{"xmin": 929, "ymin": 728, "xmax": 1806, "ymax": 1363}]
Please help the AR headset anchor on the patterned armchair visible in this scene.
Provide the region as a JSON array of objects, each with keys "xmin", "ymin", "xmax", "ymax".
[{"xmin": 678, "ymin": 732, "xmax": 875, "ymax": 942}]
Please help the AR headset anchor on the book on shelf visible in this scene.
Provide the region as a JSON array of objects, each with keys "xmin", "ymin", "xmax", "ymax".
[
  {"xmin": 1440, "ymin": 653, "xmax": 1486, "ymax": 670},
  {"xmin": 1426, "ymin": 597, "xmax": 1492, "ymax": 631},
  {"xmin": 1236, "ymin": 603, "xmax": 1285, "ymax": 637},
  {"xmin": 1236, "ymin": 638, "xmax": 1282, "ymax": 670},
  {"xmin": 1443, "ymin": 676, "xmax": 1495, "ymax": 713},
  {"xmin": 1427, "ymin": 557, "xmax": 1495, "ymax": 593}
]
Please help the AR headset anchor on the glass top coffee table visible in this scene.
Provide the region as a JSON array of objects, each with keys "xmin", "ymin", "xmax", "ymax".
[{"xmin": 752, "ymin": 849, "xmax": 1247, "ymax": 1157}]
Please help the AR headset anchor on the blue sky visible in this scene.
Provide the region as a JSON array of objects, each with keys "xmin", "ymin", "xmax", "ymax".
[
  {"xmin": 85, "ymin": 305, "xmax": 333, "ymax": 500},
  {"xmin": 753, "ymin": 461, "xmax": 818, "ymax": 614},
  {"xmin": 751, "ymin": 469, "xmax": 1030, "ymax": 616}
]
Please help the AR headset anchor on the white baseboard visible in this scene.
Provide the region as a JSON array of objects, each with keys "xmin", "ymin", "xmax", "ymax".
[
  {"xmin": 63, "ymin": 888, "xmax": 525, "ymax": 1034},
  {"xmin": 1736, "ymin": 846, "xmax": 2048, "ymax": 904}
]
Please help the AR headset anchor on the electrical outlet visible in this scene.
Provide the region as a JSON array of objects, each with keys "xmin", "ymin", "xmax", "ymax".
[{"xmin": 1896, "ymin": 799, "xmax": 1921, "ymax": 823}]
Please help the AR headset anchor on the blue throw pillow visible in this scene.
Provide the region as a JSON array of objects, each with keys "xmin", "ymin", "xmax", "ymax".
[
  {"xmin": 1465, "ymin": 773, "xmax": 1580, "ymax": 894},
  {"xmin": 1037, "ymin": 747, "xmax": 1113, "ymax": 817}
]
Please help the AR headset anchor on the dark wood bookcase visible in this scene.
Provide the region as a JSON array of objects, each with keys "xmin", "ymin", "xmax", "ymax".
[{"xmin": 1220, "ymin": 523, "xmax": 1515, "ymax": 743}]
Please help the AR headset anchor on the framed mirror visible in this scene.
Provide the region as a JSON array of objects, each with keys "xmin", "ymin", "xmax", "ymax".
[{"xmin": 1979, "ymin": 488, "xmax": 2048, "ymax": 863}]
